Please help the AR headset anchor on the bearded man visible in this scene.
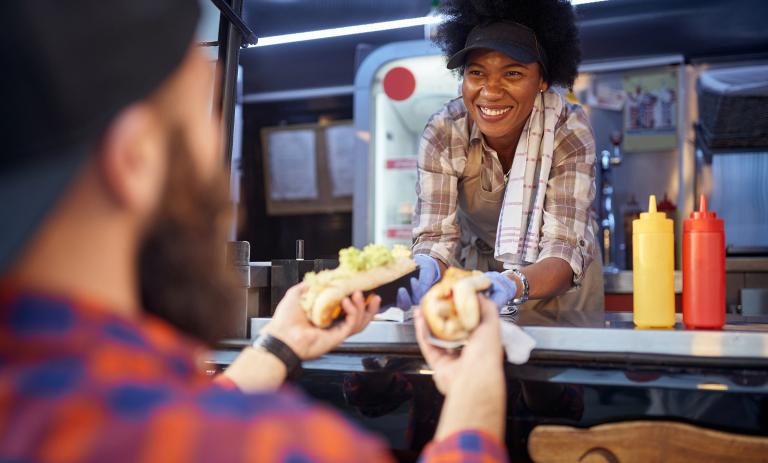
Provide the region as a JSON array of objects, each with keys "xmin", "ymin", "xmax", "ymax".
[{"xmin": 0, "ymin": 1, "xmax": 509, "ymax": 462}]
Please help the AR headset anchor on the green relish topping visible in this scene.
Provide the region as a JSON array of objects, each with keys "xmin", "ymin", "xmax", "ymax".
[
  {"xmin": 301, "ymin": 244, "xmax": 412, "ymax": 310},
  {"xmin": 337, "ymin": 244, "xmax": 410, "ymax": 272}
]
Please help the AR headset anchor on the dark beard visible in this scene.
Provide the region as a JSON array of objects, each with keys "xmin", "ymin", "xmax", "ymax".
[{"xmin": 138, "ymin": 135, "xmax": 241, "ymax": 346}]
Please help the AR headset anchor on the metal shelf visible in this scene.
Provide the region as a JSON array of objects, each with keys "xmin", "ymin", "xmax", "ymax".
[{"xmin": 695, "ymin": 123, "xmax": 768, "ymax": 163}]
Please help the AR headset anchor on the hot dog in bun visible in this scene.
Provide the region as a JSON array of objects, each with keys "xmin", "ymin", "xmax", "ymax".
[
  {"xmin": 421, "ymin": 267, "xmax": 491, "ymax": 341},
  {"xmin": 300, "ymin": 244, "xmax": 416, "ymax": 328}
]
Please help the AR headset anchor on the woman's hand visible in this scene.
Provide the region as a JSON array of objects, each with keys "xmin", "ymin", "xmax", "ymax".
[
  {"xmin": 262, "ymin": 283, "xmax": 380, "ymax": 360},
  {"xmin": 483, "ymin": 271, "xmax": 518, "ymax": 308},
  {"xmin": 396, "ymin": 254, "xmax": 442, "ymax": 309}
]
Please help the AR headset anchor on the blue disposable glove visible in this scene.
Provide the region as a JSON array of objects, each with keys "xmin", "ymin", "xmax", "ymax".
[
  {"xmin": 483, "ymin": 271, "xmax": 518, "ymax": 309},
  {"xmin": 396, "ymin": 254, "xmax": 441, "ymax": 309}
]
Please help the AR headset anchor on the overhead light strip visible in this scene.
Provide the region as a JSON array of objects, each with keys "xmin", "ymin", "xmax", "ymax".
[
  {"xmin": 247, "ymin": 1, "xmax": 608, "ymax": 48},
  {"xmin": 247, "ymin": 15, "xmax": 444, "ymax": 48}
]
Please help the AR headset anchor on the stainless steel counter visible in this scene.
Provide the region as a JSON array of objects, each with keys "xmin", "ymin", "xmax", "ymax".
[
  {"xmin": 250, "ymin": 314, "xmax": 768, "ymax": 361},
  {"xmin": 603, "ymin": 270, "xmax": 682, "ymax": 294}
]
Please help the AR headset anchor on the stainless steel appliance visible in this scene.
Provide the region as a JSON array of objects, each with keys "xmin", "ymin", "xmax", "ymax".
[{"xmin": 599, "ymin": 132, "xmax": 623, "ymax": 272}]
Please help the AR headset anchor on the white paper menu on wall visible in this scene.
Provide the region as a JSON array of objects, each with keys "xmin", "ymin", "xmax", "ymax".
[
  {"xmin": 267, "ymin": 129, "xmax": 319, "ymax": 200},
  {"xmin": 325, "ymin": 124, "xmax": 357, "ymax": 197}
]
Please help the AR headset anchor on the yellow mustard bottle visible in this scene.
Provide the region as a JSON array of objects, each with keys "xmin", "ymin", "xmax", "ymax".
[{"xmin": 633, "ymin": 195, "xmax": 675, "ymax": 328}]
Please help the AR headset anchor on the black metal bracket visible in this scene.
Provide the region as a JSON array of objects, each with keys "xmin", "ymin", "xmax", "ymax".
[{"xmin": 209, "ymin": 0, "xmax": 258, "ymax": 46}]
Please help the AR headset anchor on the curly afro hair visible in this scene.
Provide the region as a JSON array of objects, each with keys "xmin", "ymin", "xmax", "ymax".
[{"xmin": 435, "ymin": 0, "xmax": 581, "ymax": 88}]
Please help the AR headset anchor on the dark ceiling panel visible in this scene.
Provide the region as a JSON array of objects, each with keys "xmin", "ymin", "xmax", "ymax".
[
  {"xmin": 577, "ymin": 0, "xmax": 768, "ymax": 62},
  {"xmin": 240, "ymin": 0, "xmax": 768, "ymax": 95},
  {"xmin": 244, "ymin": 0, "xmax": 432, "ymax": 37}
]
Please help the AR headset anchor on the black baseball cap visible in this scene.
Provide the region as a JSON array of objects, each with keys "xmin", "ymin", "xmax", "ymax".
[
  {"xmin": 0, "ymin": 0, "xmax": 200, "ymax": 274},
  {"xmin": 446, "ymin": 21, "xmax": 548, "ymax": 75}
]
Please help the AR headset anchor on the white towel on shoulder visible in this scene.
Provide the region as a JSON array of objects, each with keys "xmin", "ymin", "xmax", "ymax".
[{"xmin": 495, "ymin": 89, "xmax": 564, "ymax": 266}]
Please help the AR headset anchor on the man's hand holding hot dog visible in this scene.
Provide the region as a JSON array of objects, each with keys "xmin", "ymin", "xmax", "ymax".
[
  {"xmin": 224, "ymin": 285, "xmax": 380, "ymax": 392},
  {"xmin": 223, "ymin": 244, "xmax": 418, "ymax": 393},
  {"xmin": 264, "ymin": 285, "xmax": 380, "ymax": 360},
  {"xmin": 415, "ymin": 295, "xmax": 507, "ymax": 443}
]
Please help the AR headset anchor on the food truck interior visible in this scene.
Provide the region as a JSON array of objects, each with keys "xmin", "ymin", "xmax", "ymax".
[{"xmin": 204, "ymin": 0, "xmax": 768, "ymax": 460}]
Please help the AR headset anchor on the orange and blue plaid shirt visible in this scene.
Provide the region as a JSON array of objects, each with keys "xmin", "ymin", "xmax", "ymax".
[{"xmin": 0, "ymin": 289, "xmax": 508, "ymax": 463}]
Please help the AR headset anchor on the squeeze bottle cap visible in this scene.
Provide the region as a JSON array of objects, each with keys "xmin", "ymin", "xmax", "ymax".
[
  {"xmin": 633, "ymin": 195, "xmax": 673, "ymax": 234},
  {"xmin": 684, "ymin": 194, "xmax": 724, "ymax": 233}
]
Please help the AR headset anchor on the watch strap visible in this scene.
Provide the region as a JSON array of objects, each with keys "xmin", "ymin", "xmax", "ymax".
[{"xmin": 252, "ymin": 333, "xmax": 302, "ymax": 379}]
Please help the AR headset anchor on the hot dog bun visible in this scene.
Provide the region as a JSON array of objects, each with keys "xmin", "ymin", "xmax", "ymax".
[
  {"xmin": 421, "ymin": 267, "xmax": 491, "ymax": 341},
  {"xmin": 300, "ymin": 245, "xmax": 416, "ymax": 328}
]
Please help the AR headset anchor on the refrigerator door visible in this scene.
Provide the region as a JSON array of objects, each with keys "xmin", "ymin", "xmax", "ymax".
[{"xmin": 368, "ymin": 54, "xmax": 460, "ymax": 246}]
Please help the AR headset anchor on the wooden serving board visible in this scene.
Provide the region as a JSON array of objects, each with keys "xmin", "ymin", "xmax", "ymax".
[{"xmin": 528, "ymin": 420, "xmax": 768, "ymax": 463}]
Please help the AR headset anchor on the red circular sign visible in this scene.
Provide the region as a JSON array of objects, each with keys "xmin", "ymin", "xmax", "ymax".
[{"xmin": 383, "ymin": 67, "xmax": 416, "ymax": 101}]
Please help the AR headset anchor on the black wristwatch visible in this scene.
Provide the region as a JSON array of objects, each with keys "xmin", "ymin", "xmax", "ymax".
[{"xmin": 252, "ymin": 333, "xmax": 303, "ymax": 380}]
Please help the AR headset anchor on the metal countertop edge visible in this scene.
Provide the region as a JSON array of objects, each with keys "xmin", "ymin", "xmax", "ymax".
[{"xmin": 236, "ymin": 321, "xmax": 768, "ymax": 360}]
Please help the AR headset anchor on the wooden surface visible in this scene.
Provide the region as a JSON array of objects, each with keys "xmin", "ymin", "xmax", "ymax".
[{"xmin": 528, "ymin": 421, "xmax": 768, "ymax": 463}]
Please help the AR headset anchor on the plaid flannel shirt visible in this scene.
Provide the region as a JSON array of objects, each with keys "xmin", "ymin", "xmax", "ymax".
[
  {"xmin": 0, "ymin": 287, "xmax": 508, "ymax": 463},
  {"xmin": 412, "ymin": 97, "xmax": 597, "ymax": 284}
]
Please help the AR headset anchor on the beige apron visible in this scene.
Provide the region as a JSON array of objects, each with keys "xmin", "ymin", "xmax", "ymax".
[{"xmin": 454, "ymin": 141, "xmax": 605, "ymax": 328}]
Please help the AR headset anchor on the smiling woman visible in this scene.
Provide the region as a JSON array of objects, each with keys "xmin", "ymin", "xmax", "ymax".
[
  {"xmin": 401, "ymin": 0, "xmax": 606, "ymax": 328},
  {"xmin": 462, "ymin": 49, "xmax": 547, "ymax": 170}
]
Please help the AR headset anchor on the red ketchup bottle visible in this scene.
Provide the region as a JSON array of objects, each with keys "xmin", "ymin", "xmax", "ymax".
[{"xmin": 682, "ymin": 195, "xmax": 725, "ymax": 329}]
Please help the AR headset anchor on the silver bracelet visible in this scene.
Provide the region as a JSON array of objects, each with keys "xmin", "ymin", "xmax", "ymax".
[{"xmin": 503, "ymin": 268, "xmax": 529, "ymax": 305}]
